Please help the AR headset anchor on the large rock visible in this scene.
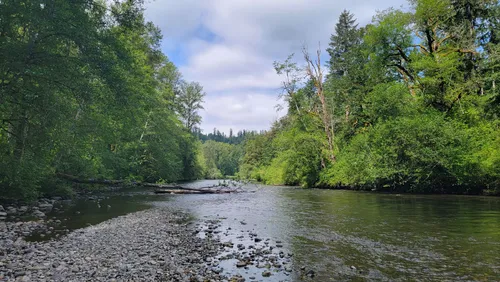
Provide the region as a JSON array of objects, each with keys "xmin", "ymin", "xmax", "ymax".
[
  {"xmin": 38, "ymin": 203, "xmax": 53, "ymax": 212},
  {"xmin": 6, "ymin": 207, "xmax": 17, "ymax": 215},
  {"xmin": 0, "ymin": 205, "xmax": 4, "ymax": 212},
  {"xmin": 18, "ymin": 206, "xmax": 28, "ymax": 214},
  {"xmin": 33, "ymin": 210, "xmax": 46, "ymax": 218}
]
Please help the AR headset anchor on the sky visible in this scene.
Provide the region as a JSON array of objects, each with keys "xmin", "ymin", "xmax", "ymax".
[{"xmin": 143, "ymin": 0, "xmax": 407, "ymax": 135}]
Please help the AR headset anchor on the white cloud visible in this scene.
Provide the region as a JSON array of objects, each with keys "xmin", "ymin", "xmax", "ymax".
[
  {"xmin": 144, "ymin": 0, "xmax": 407, "ymax": 134},
  {"xmin": 201, "ymin": 92, "xmax": 287, "ymax": 134}
]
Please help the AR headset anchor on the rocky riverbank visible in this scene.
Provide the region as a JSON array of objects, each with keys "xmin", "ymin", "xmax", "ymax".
[{"xmin": 0, "ymin": 208, "xmax": 227, "ymax": 281}]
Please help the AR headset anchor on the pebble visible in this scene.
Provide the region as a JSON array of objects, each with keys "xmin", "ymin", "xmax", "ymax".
[{"xmin": 0, "ymin": 208, "xmax": 226, "ymax": 281}]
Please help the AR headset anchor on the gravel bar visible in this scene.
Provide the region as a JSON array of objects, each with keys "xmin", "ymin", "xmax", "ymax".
[{"xmin": 0, "ymin": 208, "xmax": 225, "ymax": 281}]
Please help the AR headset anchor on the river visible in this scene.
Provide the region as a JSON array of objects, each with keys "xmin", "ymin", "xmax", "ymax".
[{"xmin": 32, "ymin": 180, "xmax": 500, "ymax": 281}]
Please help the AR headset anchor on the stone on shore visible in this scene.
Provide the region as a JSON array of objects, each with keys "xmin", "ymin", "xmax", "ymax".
[{"xmin": 0, "ymin": 208, "xmax": 225, "ymax": 281}]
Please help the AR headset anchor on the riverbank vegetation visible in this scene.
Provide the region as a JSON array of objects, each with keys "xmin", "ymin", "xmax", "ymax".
[
  {"xmin": 239, "ymin": 0, "xmax": 500, "ymax": 195},
  {"xmin": 197, "ymin": 129, "xmax": 259, "ymax": 179},
  {"xmin": 0, "ymin": 0, "xmax": 206, "ymax": 200},
  {"xmin": 3, "ymin": 0, "xmax": 499, "ymax": 200}
]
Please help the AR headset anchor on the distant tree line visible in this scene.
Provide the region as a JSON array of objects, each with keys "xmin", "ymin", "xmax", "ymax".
[{"xmin": 195, "ymin": 128, "xmax": 262, "ymax": 145}]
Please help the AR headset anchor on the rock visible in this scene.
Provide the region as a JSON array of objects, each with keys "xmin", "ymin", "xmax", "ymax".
[
  {"xmin": 254, "ymin": 238, "xmax": 262, "ymax": 243},
  {"xmin": 350, "ymin": 265, "xmax": 357, "ymax": 270},
  {"xmin": 7, "ymin": 206, "xmax": 17, "ymax": 215},
  {"xmin": 32, "ymin": 210, "xmax": 46, "ymax": 218},
  {"xmin": 236, "ymin": 261, "xmax": 247, "ymax": 267},
  {"xmin": 18, "ymin": 206, "xmax": 28, "ymax": 213},
  {"xmin": 0, "ymin": 205, "xmax": 4, "ymax": 211},
  {"xmin": 0, "ymin": 211, "xmax": 7, "ymax": 217},
  {"xmin": 230, "ymin": 275, "xmax": 246, "ymax": 282},
  {"xmin": 38, "ymin": 203, "xmax": 53, "ymax": 212},
  {"xmin": 222, "ymin": 241, "xmax": 234, "ymax": 248},
  {"xmin": 14, "ymin": 271, "xmax": 26, "ymax": 277},
  {"xmin": 262, "ymin": 270, "xmax": 272, "ymax": 277},
  {"xmin": 306, "ymin": 270, "xmax": 315, "ymax": 278}
]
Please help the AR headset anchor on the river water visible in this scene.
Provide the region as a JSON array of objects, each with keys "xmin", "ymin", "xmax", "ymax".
[{"xmin": 34, "ymin": 180, "xmax": 500, "ymax": 281}]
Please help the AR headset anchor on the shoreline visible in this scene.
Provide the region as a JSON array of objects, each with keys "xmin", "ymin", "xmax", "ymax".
[
  {"xmin": 246, "ymin": 179, "xmax": 500, "ymax": 196},
  {"xmin": 0, "ymin": 207, "xmax": 226, "ymax": 281}
]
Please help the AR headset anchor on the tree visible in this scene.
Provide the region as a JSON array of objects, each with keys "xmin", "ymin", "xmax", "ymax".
[
  {"xmin": 175, "ymin": 81, "xmax": 205, "ymax": 131},
  {"xmin": 303, "ymin": 46, "xmax": 336, "ymax": 163},
  {"xmin": 325, "ymin": 11, "xmax": 369, "ymax": 142},
  {"xmin": 240, "ymin": 0, "xmax": 500, "ymax": 194},
  {"xmin": 326, "ymin": 10, "xmax": 361, "ymax": 77},
  {"xmin": 0, "ymin": 0, "xmax": 206, "ymax": 199}
]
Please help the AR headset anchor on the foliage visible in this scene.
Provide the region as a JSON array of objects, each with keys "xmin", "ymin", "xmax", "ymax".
[
  {"xmin": 201, "ymin": 140, "xmax": 243, "ymax": 178},
  {"xmin": 0, "ymin": 0, "xmax": 205, "ymax": 200},
  {"xmin": 239, "ymin": 0, "xmax": 500, "ymax": 194},
  {"xmin": 196, "ymin": 128, "xmax": 261, "ymax": 145},
  {"xmin": 175, "ymin": 81, "xmax": 205, "ymax": 131},
  {"xmin": 239, "ymin": 116, "xmax": 324, "ymax": 187}
]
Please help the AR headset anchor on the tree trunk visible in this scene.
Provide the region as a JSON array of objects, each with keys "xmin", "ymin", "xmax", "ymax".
[{"xmin": 303, "ymin": 46, "xmax": 336, "ymax": 162}]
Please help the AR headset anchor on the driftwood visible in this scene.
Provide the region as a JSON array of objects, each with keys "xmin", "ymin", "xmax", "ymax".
[
  {"xmin": 147, "ymin": 183, "xmax": 236, "ymax": 194},
  {"xmin": 153, "ymin": 189, "xmax": 232, "ymax": 195},
  {"xmin": 57, "ymin": 173, "xmax": 240, "ymax": 194}
]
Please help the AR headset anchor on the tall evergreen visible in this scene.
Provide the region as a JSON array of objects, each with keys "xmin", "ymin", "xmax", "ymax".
[{"xmin": 326, "ymin": 10, "xmax": 361, "ymax": 77}]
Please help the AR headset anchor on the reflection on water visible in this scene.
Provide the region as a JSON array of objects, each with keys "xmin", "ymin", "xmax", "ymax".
[
  {"xmin": 26, "ymin": 188, "xmax": 169, "ymax": 241},
  {"xmin": 164, "ymin": 180, "xmax": 500, "ymax": 281}
]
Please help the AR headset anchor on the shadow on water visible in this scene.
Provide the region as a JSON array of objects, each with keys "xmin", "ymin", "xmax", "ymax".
[{"xmin": 25, "ymin": 188, "xmax": 170, "ymax": 242}]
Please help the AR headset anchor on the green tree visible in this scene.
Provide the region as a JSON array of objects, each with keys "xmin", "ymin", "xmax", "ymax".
[
  {"xmin": 0, "ymin": 0, "xmax": 205, "ymax": 199},
  {"xmin": 326, "ymin": 10, "xmax": 361, "ymax": 77},
  {"xmin": 175, "ymin": 81, "xmax": 205, "ymax": 131}
]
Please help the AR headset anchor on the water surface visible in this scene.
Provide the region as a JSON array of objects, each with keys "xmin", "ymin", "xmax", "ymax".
[
  {"xmin": 162, "ymin": 180, "xmax": 500, "ymax": 281},
  {"xmin": 28, "ymin": 180, "xmax": 500, "ymax": 280}
]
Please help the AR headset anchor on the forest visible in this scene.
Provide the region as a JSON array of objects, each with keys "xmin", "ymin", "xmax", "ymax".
[
  {"xmin": 239, "ymin": 0, "xmax": 500, "ymax": 195},
  {"xmin": 0, "ymin": 0, "xmax": 210, "ymax": 200}
]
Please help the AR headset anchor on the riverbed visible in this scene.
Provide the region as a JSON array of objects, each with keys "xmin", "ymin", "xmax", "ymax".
[{"xmin": 3, "ymin": 180, "xmax": 500, "ymax": 281}]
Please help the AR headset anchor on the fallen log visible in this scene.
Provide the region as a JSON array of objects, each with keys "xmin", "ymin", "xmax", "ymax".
[
  {"xmin": 148, "ymin": 183, "xmax": 237, "ymax": 194},
  {"xmin": 142, "ymin": 182, "xmax": 221, "ymax": 191},
  {"xmin": 154, "ymin": 189, "xmax": 232, "ymax": 194},
  {"xmin": 57, "ymin": 174, "xmax": 241, "ymax": 194}
]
